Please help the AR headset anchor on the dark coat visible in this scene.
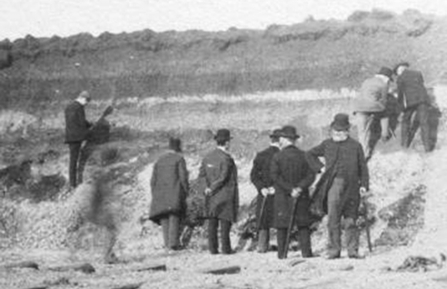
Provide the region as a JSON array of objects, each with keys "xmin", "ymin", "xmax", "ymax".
[
  {"xmin": 397, "ymin": 69, "xmax": 429, "ymax": 109},
  {"xmin": 64, "ymin": 101, "xmax": 91, "ymax": 143},
  {"xmin": 250, "ymin": 145, "xmax": 280, "ymax": 229},
  {"xmin": 270, "ymin": 145, "xmax": 315, "ymax": 229},
  {"xmin": 306, "ymin": 137, "xmax": 369, "ymax": 218},
  {"xmin": 149, "ymin": 151, "xmax": 189, "ymax": 224},
  {"xmin": 198, "ymin": 148, "xmax": 239, "ymax": 223}
]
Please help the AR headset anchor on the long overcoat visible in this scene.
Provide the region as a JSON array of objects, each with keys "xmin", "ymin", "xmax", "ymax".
[
  {"xmin": 149, "ymin": 151, "xmax": 189, "ymax": 224},
  {"xmin": 306, "ymin": 137, "xmax": 369, "ymax": 219},
  {"xmin": 270, "ymin": 145, "xmax": 315, "ymax": 229},
  {"xmin": 64, "ymin": 101, "xmax": 91, "ymax": 143},
  {"xmin": 397, "ymin": 69, "xmax": 429, "ymax": 108},
  {"xmin": 198, "ymin": 148, "xmax": 239, "ymax": 223},
  {"xmin": 250, "ymin": 145, "xmax": 280, "ymax": 229}
]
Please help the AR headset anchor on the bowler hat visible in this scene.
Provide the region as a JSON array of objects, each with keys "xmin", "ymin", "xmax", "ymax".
[
  {"xmin": 377, "ymin": 67, "xmax": 393, "ymax": 79},
  {"xmin": 279, "ymin": 125, "xmax": 300, "ymax": 139},
  {"xmin": 330, "ymin": 113, "xmax": 351, "ymax": 131},
  {"xmin": 169, "ymin": 137, "xmax": 182, "ymax": 152},
  {"xmin": 214, "ymin": 129, "xmax": 232, "ymax": 142},
  {"xmin": 269, "ymin": 129, "xmax": 282, "ymax": 139},
  {"xmin": 393, "ymin": 62, "xmax": 410, "ymax": 74}
]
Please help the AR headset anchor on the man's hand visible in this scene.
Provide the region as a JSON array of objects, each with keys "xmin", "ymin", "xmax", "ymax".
[
  {"xmin": 360, "ymin": 187, "xmax": 369, "ymax": 198},
  {"xmin": 268, "ymin": 187, "xmax": 275, "ymax": 195},
  {"xmin": 204, "ymin": 187, "xmax": 212, "ymax": 196},
  {"xmin": 261, "ymin": 188, "xmax": 269, "ymax": 197},
  {"xmin": 291, "ymin": 187, "xmax": 302, "ymax": 198}
]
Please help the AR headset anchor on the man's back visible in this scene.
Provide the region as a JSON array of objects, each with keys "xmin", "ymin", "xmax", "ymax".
[
  {"xmin": 65, "ymin": 101, "xmax": 89, "ymax": 143},
  {"xmin": 397, "ymin": 69, "xmax": 429, "ymax": 107}
]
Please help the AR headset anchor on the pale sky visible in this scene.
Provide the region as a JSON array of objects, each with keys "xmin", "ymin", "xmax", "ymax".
[{"xmin": 1, "ymin": 0, "xmax": 447, "ymax": 40}]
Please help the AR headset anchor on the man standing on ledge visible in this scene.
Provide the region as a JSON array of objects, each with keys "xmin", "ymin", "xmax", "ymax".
[
  {"xmin": 307, "ymin": 113, "xmax": 369, "ymax": 259},
  {"xmin": 64, "ymin": 90, "xmax": 92, "ymax": 189},
  {"xmin": 270, "ymin": 126, "xmax": 315, "ymax": 259},
  {"xmin": 354, "ymin": 66, "xmax": 393, "ymax": 161},
  {"xmin": 250, "ymin": 128, "xmax": 281, "ymax": 253},
  {"xmin": 394, "ymin": 62, "xmax": 431, "ymax": 152},
  {"xmin": 199, "ymin": 129, "xmax": 239, "ymax": 255}
]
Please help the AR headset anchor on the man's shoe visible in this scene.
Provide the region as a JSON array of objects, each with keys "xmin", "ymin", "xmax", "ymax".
[
  {"xmin": 326, "ymin": 253, "xmax": 341, "ymax": 260},
  {"xmin": 348, "ymin": 253, "xmax": 365, "ymax": 259}
]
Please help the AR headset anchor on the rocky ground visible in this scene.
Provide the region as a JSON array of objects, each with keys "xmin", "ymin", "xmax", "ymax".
[{"xmin": 0, "ymin": 89, "xmax": 446, "ymax": 288}]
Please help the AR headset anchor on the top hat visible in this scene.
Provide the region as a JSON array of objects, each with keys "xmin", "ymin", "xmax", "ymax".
[
  {"xmin": 279, "ymin": 125, "xmax": 300, "ymax": 139},
  {"xmin": 377, "ymin": 67, "xmax": 393, "ymax": 79},
  {"xmin": 330, "ymin": 113, "xmax": 351, "ymax": 131},
  {"xmin": 214, "ymin": 129, "xmax": 232, "ymax": 142},
  {"xmin": 393, "ymin": 62, "xmax": 410, "ymax": 74},
  {"xmin": 169, "ymin": 137, "xmax": 182, "ymax": 152}
]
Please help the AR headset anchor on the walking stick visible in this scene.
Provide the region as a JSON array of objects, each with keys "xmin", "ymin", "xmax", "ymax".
[
  {"xmin": 283, "ymin": 196, "xmax": 299, "ymax": 259},
  {"xmin": 359, "ymin": 195, "xmax": 373, "ymax": 253}
]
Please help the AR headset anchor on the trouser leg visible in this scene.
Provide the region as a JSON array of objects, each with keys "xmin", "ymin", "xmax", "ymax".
[
  {"xmin": 380, "ymin": 116, "xmax": 390, "ymax": 139},
  {"xmin": 168, "ymin": 214, "xmax": 180, "ymax": 249},
  {"xmin": 77, "ymin": 142, "xmax": 95, "ymax": 185},
  {"xmin": 298, "ymin": 226, "xmax": 313, "ymax": 258},
  {"xmin": 208, "ymin": 218, "xmax": 219, "ymax": 254},
  {"xmin": 416, "ymin": 103, "xmax": 431, "ymax": 152},
  {"xmin": 327, "ymin": 178, "xmax": 344, "ymax": 258},
  {"xmin": 220, "ymin": 219, "xmax": 233, "ymax": 254},
  {"xmin": 356, "ymin": 113, "xmax": 374, "ymax": 160},
  {"xmin": 257, "ymin": 229, "xmax": 270, "ymax": 253},
  {"xmin": 401, "ymin": 108, "xmax": 416, "ymax": 148},
  {"xmin": 276, "ymin": 228, "xmax": 287, "ymax": 259},
  {"xmin": 68, "ymin": 142, "xmax": 82, "ymax": 188},
  {"xmin": 344, "ymin": 217, "xmax": 360, "ymax": 257},
  {"xmin": 160, "ymin": 217, "xmax": 170, "ymax": 248}
]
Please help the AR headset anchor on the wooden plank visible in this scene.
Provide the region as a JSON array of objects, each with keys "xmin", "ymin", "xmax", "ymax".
[
  {"xmin": 199, "ymin": 264, "xmax": 241, "ymax": 275},
  {"xmin": 134, "ymin": 261, "xmax": 167, "ymax": 272},
  {"xmin": 1, "ymin": 261, "xmax": 39, "ymax": 270},
  {"xmin": 47, "ymin": 263, "xmax": 95, "ymax": 274}
]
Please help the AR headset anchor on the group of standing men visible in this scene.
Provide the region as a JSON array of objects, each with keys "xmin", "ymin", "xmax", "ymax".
[
  {"xmin": 149, "ymin": 112, "xmax": 368, "ymax": 260},
  {"xmin": 65, "ymin": 61, "xmax": 436, "ymax": 260}
]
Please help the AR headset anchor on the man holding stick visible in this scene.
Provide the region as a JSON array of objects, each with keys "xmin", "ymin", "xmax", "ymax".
[
  {"xmin": 270, "ymin": 126, "xmax": 315, "ymax": 259},
  {"xmin": 306, "ymin": 113, "xmax": 369, "ymax": 259},
  {"xmin": 250, "ymin": 129, "xmax": 281, "ymax": 253}
]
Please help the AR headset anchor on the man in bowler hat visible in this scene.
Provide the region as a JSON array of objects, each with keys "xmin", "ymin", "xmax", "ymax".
[
  {"xmin": 199, "ymin": 129, "xmax": 239, "ymax": 254},
  {"xmin": 394, "ymin": 62, "xmax": 432, "ymax": 152},
  {"xmin": 306, "ymin": 113, "xmax": 369, "ymax": 259},
  {"xmin": 150, "ymin": 137, "xmax": 189, "ymax": 251},
  {"xmin": 64, "ymin": 91, "xmax": 92, "ymax": 189},
  {"xmin": 250, "ymin": 129, "xmax": 281, "ymax": 253},
  {"xmin": 354, "ymin": 67, "xmax": 394, "ymax": 161},
  {"xmin": 270, "ymin": 126, "xmax": 315, "ymax": 259}
]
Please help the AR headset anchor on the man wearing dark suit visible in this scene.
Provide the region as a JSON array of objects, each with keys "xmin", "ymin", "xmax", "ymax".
[
  {"xmin": 250, "ymin": 129, "xmax": 281, "ymax": 253},
  {"xmin": 150, "ymin": 137, "xmax": 189, "ymax": 251},
  {"xmin": 394, "ymin": 62, "xmax": 431, "ymax": 152},
  {"xmin": 307, "ymin": 114, "xmax": 369, "ymax": 259},
  {"xmin": 270, "ymin": 126, "xmax": 315, "ymax": 259},
  {"xmin": 64, "ymin": 91, "xmax": 92, "ymax": 188},
  {"xmin": 199, "ymin": 129, "xmax": 239, "ymax": 254}
]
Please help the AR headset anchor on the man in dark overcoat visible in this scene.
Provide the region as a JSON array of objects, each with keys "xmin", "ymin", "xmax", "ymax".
[
  {"xmin": 394, "ymin": 62, "xmax": 431, "ymax": 152},
  {"xmin": 150, "ymin": 137, "xmax": 189, "ymax": 250},
  {"xmin": 198, "ymin": 129, "xmax": 239, "ymax": 254},
  {"xmin": 250, "ymin": 129, "xmax": 281, "ymax": 253},
  {"xmin": 270, "ymin": 126, "xmax": 315, "ymax": 259},
  {"xmin": 306, "ymin": 113, "xmax": 369, "ymax": 259},
  {"xmin": 64, "ymin": 91, "xmax": 92, "ymax": 189}
]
